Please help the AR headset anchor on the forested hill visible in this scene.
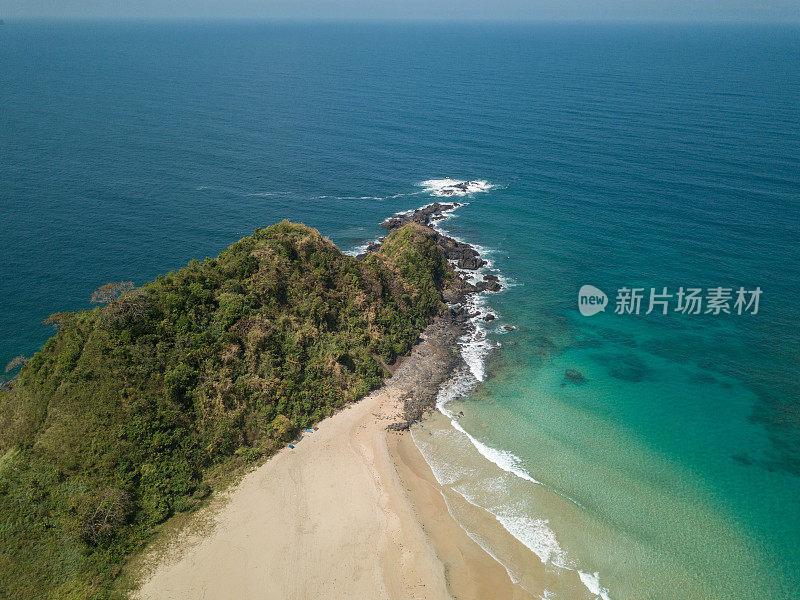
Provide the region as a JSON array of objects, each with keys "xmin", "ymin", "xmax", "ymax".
[{"xmin": 0, "ymin": 220, "xmax": 453, "ymax": 599}]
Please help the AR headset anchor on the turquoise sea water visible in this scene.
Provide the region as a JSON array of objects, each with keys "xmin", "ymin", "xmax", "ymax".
[{"xmin": 2, "ymin": 22, "xmax": 798, "ymax": 599}]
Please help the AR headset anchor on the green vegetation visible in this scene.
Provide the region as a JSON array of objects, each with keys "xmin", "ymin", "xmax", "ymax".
[{"xmin": 0, "ymin": 221, "xmax": 452, "ymax": 599}]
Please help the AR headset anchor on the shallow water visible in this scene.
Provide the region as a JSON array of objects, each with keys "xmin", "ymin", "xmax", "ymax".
[{"xmin": 2, "ymin": 21, "xmax": 799, "ymax": 600}]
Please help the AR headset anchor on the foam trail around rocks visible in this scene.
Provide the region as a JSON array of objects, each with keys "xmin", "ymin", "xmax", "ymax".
[
  {"xmin": 426, "ymin": 199, "xmax": 540, "ymax": 485},
  {"xmin": 419, "ymin": 178, "xmax": 495, "ymax": 197},
  {"xmin": 343, "ymin": 243, "xmax": 370, "ymax": 257}
]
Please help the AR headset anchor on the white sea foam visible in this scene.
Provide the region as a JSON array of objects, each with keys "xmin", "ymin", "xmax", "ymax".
[
  {"xmin": 460, "ymin": 297, "xmax": 497, "ymax": 382},
  {"xmin": 578, "ymin": 571, "xmax": 613, "ymax": 600},
  {"xmin": 349, "ymin": 186, "xmax": 609, "ymax": 599},
  {"xmin": 343, "ymin": 196, "xmax": 464, "ymax": 258},
  {"xmin": 343, "ymin": 243, "xmax": 370, "ymax": 257},
  {"xmin": 419, "ymin": 178, "xmax": 495, "ymax": 197},
  {"xmin": 430, "ymin": 214, "xmax": 518, "ymax": 294},
  {"xmin": 493, "ymin": 508, "xmax": 567, "ymax": 566},
  {"xmin": 450, "ymin": 420, "xmax": 541, "ymax": 484},
  {"xmin": 461, "ymin": 329, "xmax": 491, "ymax": 382},
  {"xmin": 438, "ymin": 490, "xmax": 523, "ymax": 585},
  {"xmin": 434, "ymin": 368, "xmax": 540, "ymax": 488},
  {"xmin": 244, "ymin": 191, "xmax": 280, "ymax": 197},
  {"xmin": 436, "ymin": 369, "xmax": 479, "ymax": 415},
  {"xmin": 400, "ymin": 200, "xmax": 465, "ymax": 219},
  {"xmin": 412, "ymin": 431, "xmax": 567, "ymax": 579},
  {"xmin": 430, "ymin": 216, "xmax": 504, "ymax": 385},
  {"xmin": 315, "ymin": 191, "xmax": 423, "ymax": 201},
  {"xmin": 418, "ymin": 426, "xmax": 610, "ymax": 597},
  {"xmin": 425, "ymin": 198, "xmax": 542, "ymax": 485}
]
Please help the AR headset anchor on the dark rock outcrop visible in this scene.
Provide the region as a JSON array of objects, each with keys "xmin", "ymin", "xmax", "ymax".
[
  {"xmin": 475, "ymin": 280, "xmax": 502, "ymax": 293},
  {"xmin": 387, "ymin": 315, "xmax": 467, "ymax": 429},
  {"xmin": 436, "ymin": 235, "xmax": 486, "ymax": 270},
  {"xmin": 381, "ymin": 202, "xmax": 459, "ymax": 231}
]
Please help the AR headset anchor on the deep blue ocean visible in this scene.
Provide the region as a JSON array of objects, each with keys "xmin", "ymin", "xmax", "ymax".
[{"xmin": 2, "ymin": 21, "xmax": 799, "ymax": 600}]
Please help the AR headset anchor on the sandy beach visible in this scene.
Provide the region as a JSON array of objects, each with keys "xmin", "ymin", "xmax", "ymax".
[{"xmin": 134, "ymin": 317, "xmax": 534, "ymax": 600}]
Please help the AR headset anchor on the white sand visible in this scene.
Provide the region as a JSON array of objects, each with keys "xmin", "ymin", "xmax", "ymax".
[{"xmin": 135, "ymin": 385, "xmax": 453, "ymax": 600}]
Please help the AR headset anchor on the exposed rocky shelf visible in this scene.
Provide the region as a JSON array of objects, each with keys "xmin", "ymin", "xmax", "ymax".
[
  {"xmin": 386, "ymin": 312, "xmax": 467, "ymax": 430},
  {"xmin": 371, "ymin": 202, "xmax": 505, "ymax": 428}
]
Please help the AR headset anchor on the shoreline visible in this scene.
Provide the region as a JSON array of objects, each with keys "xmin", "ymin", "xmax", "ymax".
[
  {"xmin": 134, "ymin": 202, "xmax": 539, "ymax": 599},
  {"xmin": 134, "ymin": 314, "xmax": 533, "ymax": 599},
  {"xmin": 390, "ymin": 430, "xmax": 548, "ymax": 600}
]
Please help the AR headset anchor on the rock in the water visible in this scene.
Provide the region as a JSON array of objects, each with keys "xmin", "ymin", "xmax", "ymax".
[
  {"xmin": 474, "ymin": 275, "xmax": 502, "ymax": 292},
  {"xmin": 563, "ymin": 368, "xmax": 587, "ymax": 385},
  {"xmin": 484, "ymin": 313, "xmax": 496, "ymax": 322},
  {"xmin": 457, "ymin": 254, "xmax": 485, "ymax": 270}
]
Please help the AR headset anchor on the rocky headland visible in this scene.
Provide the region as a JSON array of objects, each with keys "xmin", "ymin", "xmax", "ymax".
[{"xmin": 366, "ymin": 202, "xmax": 502, "ymax": 429}]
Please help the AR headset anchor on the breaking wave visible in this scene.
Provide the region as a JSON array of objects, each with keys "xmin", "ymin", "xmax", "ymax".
[{"xmin": 579, "ymin": 571, "xmax": 613, "ymax": 600}]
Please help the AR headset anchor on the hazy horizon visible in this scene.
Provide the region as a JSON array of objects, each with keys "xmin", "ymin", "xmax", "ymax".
[{"xmin": 1, "ymin": 0, "xmax": 799, "ymax": 23}]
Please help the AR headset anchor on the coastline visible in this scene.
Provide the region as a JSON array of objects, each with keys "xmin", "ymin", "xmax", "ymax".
[
  {"xmin": 5, "ymin": 23, "xmax": 797, "ymax": 599},
  {"xmin": 134, "ymin": 315, "xmax": 533, "ymax": 600},
  {"xmin": 134, "ymin": 200, "xmax": 541, "ymax": 599}
]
